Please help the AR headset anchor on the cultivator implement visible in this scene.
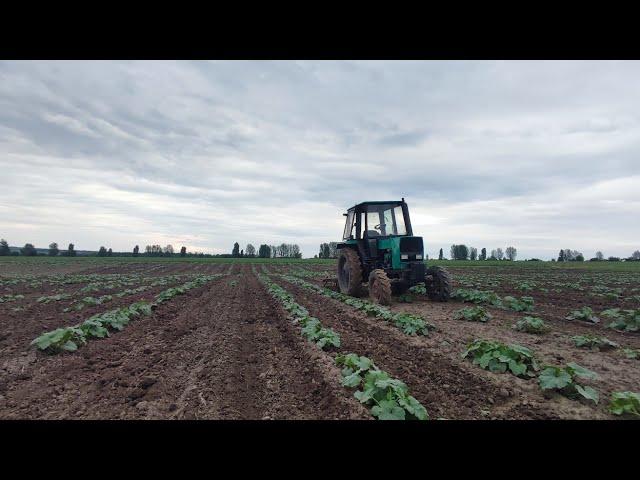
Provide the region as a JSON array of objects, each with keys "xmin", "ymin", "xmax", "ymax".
[{"xmin": 322, "ymin": 278, "xmax": 339, "ymax": 291}]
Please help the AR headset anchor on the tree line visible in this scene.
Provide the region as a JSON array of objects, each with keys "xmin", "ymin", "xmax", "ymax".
[
  {"xmin": 230, "ymin": 242, "xmax": 302, "ymax": 258},
  {"xmin": 445, "ymin": 245, "xmax": 518, "ymax": 261},
  {"xmin": 317, "ymin": 242, "xmax": 339, "ymax": 259},
  {"xmin": 2, "ymin": 236, "xmax": 640, "ymax": 262}
]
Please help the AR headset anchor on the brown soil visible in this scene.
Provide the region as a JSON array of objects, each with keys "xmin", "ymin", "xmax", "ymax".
[
  {"xmin": 1, "ymin": 259, "xmax": 637, "ymax": 420},
  {"xmin": 0, "ymin": 266, "xmax": 367, "ymax": 420}
]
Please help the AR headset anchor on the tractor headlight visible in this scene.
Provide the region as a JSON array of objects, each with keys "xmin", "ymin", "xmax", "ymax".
[
  {"xmin": 416, "ymin": 254, "xmax": 423, "ymax": 260},
  {"xmin": 401, "ymin": 254, "xmax": 409, "ymax": 260}
]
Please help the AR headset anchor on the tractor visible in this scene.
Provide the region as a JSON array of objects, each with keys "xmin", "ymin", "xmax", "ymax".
[{"xmin": 326, "ymin": 199, "xmax": 451, "ymax": 305}]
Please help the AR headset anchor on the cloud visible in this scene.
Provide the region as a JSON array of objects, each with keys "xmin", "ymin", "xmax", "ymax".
[{"xmin": 0, "ymin": 60, "xmax": 639, "ymax": 258}]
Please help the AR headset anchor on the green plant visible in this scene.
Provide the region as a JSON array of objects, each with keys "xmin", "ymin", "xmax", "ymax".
[
  {"xmin": 565, "ymin": 307, "xmax": 599, "ymax": 323},
  {"xmin": 259, "ymin": 275, "xmax": 340, "ymax": 350},
  {"xmin": 409, "ymin": 283, "xmax": 426, "ymax": 295},
  {"xmin": 622, "ymin": 348, "xmax": 639, "ymax": 359},
  {"xmin": 452, "ymin": 288, "xmax": 502, "ymax": 307},
  {"xmin": 37, "ymin": 294, "xmax": 71, "ymax": 303},
  {"xmin": 79, "ymin": 318, "xmax": 110, "ymax": 338},
  {"xmin": 602, "ymin": 308, "xmax": 640, "ymax": 332},
  {"xmin": 454, "ymin": 306, "xmax": 492, "ymax": 322},
  {"xmin": 571, "ymin": 335, "xmax": 618, "ymax": 351},
  {"xmin": 0, "ymin": 294, "xmax": 24, "ymax": 303},
  {"xmin": 516, "ymin": 282, "xmax": 535, "ymax": 291},
  {"xmin": 503, "ymin": 296, "xmax": 535, "ymax": 312},
  {"xmin": 538, "ymin": 362, "xmax": 599, "ymax": 404},
  {"xmin": 462, "ymin": 339, "xmax": 538, "ymax": 377},
  {"xmin": 396, "ymin": 293, "xmax": 414, "ymax": 303},
  {"xmin": 608, "ymin": 391, "xmax": 640, "ymax": 417},
  {"xmin": 31, "ymin": 326, "xmax": 86, "ymax": 353},
  {"xmin": 336, "ymin": 354, "xmax": 428, "ymax": 420},
  {"xmin": 513, "ymin": 316, "xmax": 549, "ymax": 334},
  {"xmin": 280, "ymin": 275, "xmax": 435, "ymax": 336},
  {"xmin": 300, "ymin": 318, "xmax": 341, "ymax": 349}
]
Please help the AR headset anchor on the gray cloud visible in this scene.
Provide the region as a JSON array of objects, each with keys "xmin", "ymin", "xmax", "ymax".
[{"xmin": 1, "ymin": 60, "xmax": 639, "ymax": 259}]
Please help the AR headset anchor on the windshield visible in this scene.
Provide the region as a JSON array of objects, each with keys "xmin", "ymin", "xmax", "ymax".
[{"xmin": 365, "ymin": 204, "xmax": 407, "ymax": 236}]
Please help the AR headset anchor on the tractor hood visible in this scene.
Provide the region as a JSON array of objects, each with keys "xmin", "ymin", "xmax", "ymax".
[{"xmin": 377, "ymin": 236, "xmax": 424, "ymax": 269}]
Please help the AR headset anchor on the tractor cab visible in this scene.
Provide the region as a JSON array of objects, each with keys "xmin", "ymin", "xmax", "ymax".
[{"xmin": 334, "ymin": 198, "xmax": 451, "ymax": 305}]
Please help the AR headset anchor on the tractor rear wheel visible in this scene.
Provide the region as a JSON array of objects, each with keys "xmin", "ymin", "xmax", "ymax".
[
  {"xmin": 337, "ymin": 248, "xmax": 363, "ymax": 296},
  {"xmin": 369, "ymin": 269, "xmax": 392, "ymax": 305},
  {"xmin": 425, "ymin": 266, "xmax": 452, "ymax": 301}
]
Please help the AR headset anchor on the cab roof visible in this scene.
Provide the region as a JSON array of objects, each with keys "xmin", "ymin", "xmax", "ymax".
[{"xmin": 348, "ymin": 200, "xmax": 405, "ymax": 211}]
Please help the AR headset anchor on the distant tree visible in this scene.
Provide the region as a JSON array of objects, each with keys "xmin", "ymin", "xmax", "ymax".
[
  {"xmin": 291, "ymin": 244, "xmax": 301, "ymax": 258},
  {"xmin": 245, "ymin": 244, "xmax": 255, "ymax": 257},
  {"xmin": 595, "ymin": 251, "xmax": 604, "ymax": 261},
  {"xmin": 232, "ymin": 242, "xmax": 240, "ymax": 257},
  {"xmin": 450, "ymin": 244, "xmax": 469, "ymax": 260},
  {"xmin": 505, "ymin": 246, "xmax": 517, "ymax": 261},
  {"xmin": 48, "ymin": 242, "xmax": 59, "ymax": 256},
  {"xmin": 240, "ymin": 249, "xmax": 244, "ymax": 257},
  {"xmin": 495, "ymin": 248, "xmax": 504, "ymax": 260},
  {"xmin": 67, "ymin": 243, "xmax": 76, "ymax": 257},
  {"xmin": 479, "ymin": 248, "xmax": 487, "ymax": 261},
  {"xmin": 98, "ymin": 246, "xmax": 108, "ymax": 257},
  {"xmin": 558, "ymin": 249, "xmax": 565, "ymax": 262},
  {"xmin": 258, "ymin": 244, "xmax": 271, "ymax": 258},
  {"xmin": 575, "ymin": 254, "xmax": 584, "ymax": 262},
  {"xmin": 133, "ymin": 245, "xmax": 139, "ymax": 257},
  {"xmin": 438, "ymin": 248, "xmax": 443, "ymax": 260},
  {"xmin": 328, "ymin": 242, "xmax": 338, "ymax": 258},
  {"xmin": 562, "ymin": 249, "xmax": 582, "ymax": 262},
  {"xmin": 608, "ymin": 256, "xmax": 620, "ymax": 262},
  {"xmin": 107, "ymin": 248, "xmax": 113, "ymax": 257},
  {"xmin": 632, "ymin": 250, "xmax": 640, "ymax": 261},
  {"xmin": 322, "ymin": 243, "xmax": 330, "ymax": 259},
  {"xmin": 469, "ymin": 247, "xmax": 478, "ymax": 261},
  {"xmin": 0, "ymin": 239, "xmax": 11, "ymax": 256},
  {"xmin": 21, "ymin": 243, "xmax": 37, "ymax": 256},
  {"xmin": 180, "ymin": 246, "xmax": 187, "ymax": 257},
  {"xmin": 164, "ymin": 245, "xmax": 174, "ymax": 257}
]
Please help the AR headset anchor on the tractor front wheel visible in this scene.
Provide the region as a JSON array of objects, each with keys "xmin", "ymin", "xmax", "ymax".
[
  {"xmin": 369, "ymin": 269, "xmax": 392, "ymax": 305},
  {"xmin": 425, "ymin": 266, "xmax": 452, "ymax": 301},
  {"xmin": 337, "ymin": 248, "xmax": 363, "ymax": 296}
]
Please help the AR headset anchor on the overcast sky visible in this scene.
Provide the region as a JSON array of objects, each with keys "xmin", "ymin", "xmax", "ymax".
[{"xmin": 1, "ymin": 60, "xmax": 639, "ymax": 259}]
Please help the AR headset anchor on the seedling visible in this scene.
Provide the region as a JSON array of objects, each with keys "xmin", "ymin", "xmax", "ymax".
[
  {"xmin": 513, "ymin": 316, "xmax": 549, "ymax": 334},
  {"xmin": 602, "ymin": 308, "xmax": 640, "ymax": 332},
  {"xmin": 462, "ymin": 339, "xmax": 538, "ymax": 378},
  {"xmin": 538, "ymin": 362, "xmax": 599, "ymax": 404},
  {"xmin": 571, "ymin": 335, "xmax": 618, "ymax": 351},
  {"xmin": 565, "ymin": 307, "xmax": 599, "ymax": 323},
  {"xmin": 608, "ymin": 391, "xmax": 640, "ymax": 417},
  {"xmin": 453, "ymin": 288, "xmax": 502, "ymax": 307},
  {"xmin": 454, "ymin": 306, "xmax": 492, "ymax": 323},
  {"xmin": 503, "ymin": 296, "xmax": 535, "ymax": 312},
  {"xmin": 336, "ymin": 353, "xmax": 428, "ymax": 420}
]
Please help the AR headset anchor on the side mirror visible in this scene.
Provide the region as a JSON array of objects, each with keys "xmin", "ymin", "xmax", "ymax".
[{"xmin": 343, "ymin": 213, "xmax": 347, "ymax": 216}]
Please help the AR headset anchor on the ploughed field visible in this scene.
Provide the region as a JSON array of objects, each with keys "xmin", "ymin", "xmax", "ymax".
[{"xmin": 1, "ymin": 258, "xmax": 638, "ymax": 420}]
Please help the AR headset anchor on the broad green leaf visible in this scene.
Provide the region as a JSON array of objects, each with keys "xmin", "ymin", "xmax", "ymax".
[
  {"xmin": 575, "ymin": 384, "xmax": 599, "ymax": 404},
  {"xmin": 538, "ymin": 367, "xmax": 572, "ymax": 390}
]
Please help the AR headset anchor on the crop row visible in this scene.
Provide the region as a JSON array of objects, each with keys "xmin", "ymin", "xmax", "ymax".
[
  {"xmin": 31, "ymin": 274, "xmax": 221, "ymax": 354},
  {"xmin": 278, "ymin": 274, "xmax": 435, "ymax": 336},
  {"xmin": 257, "ymin": 273, "xmax": 428, "ymax": 420}
]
